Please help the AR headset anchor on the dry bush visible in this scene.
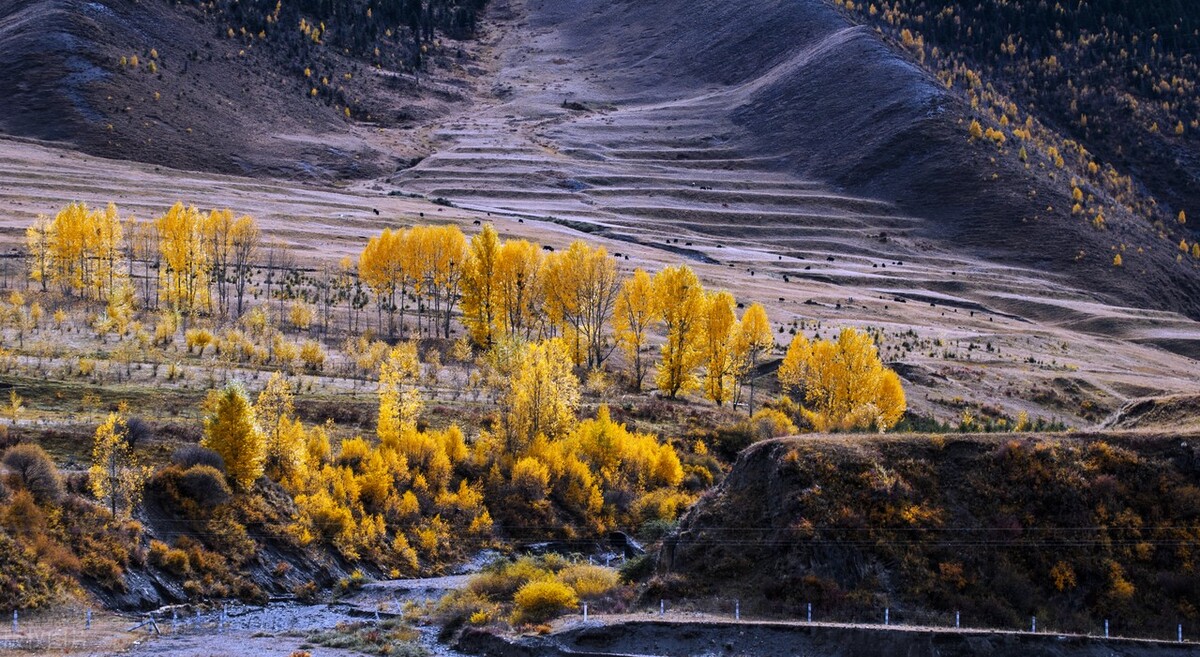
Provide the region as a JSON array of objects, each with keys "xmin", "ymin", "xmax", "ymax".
[
  {"xmin": 178, "ymin": 465, "xmax": 232, "ymax": 507},
  {"xmin": 172, "ymin": 444, "xmax": 227, "ymax": 472},
  {"xmin": 511, "ymin": 580, "xmax": 578, "ymax": 625},
  {"xmin": 747, "ymin": 408, "xmax": 798, "ymax": 441},
  {"xmin": 148, "ymin": 539, "xmax": 191, "ymax": 576},
  {"xmin": 558, "ymin": 563, "xmax": 619, "ymax": 599},
  {"xmin": 3, "ymin": 443, "xmax": 63, "ymax": 502}
]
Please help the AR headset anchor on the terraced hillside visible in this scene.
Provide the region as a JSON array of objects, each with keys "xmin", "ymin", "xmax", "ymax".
[
  {"xmin": 0, "ymin": 0, "xmax": 1197, "ymax": 428},
  {"xmin": 391, "ymin": 0, "xmax": 1200, "ymax": 357}
]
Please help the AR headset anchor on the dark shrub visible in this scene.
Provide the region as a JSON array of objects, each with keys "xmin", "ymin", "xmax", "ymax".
[
  {"xmin": 123, "ymin": 417, "xmax": 153, "ymax": 448},
  {"xmin": 178, "ymin": 465, "xmax": 232, "ymax": 507},
  {"xmin": 3, "ymin": 444, "xmax": 63, "ymax": 502},
  {"xmin": 171, "ymin": 445, "xmax": 226, "ymax": 473}
]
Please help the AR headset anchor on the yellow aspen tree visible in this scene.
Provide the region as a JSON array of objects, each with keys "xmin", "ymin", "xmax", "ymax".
[
  {"xmin": 401, "ymin": 226, "xmax": 430, "ymax": 335},
  {"xmin": 257, "ymin": 372, "xmax": 302, "ymax": 482},
  {"xmin": 414, "ymin": 225, "xmax": 467, "ymax": 339},
  {"xmin": 652, "ymin": 265, "xmax": 706, "ymax": 398},
  {"xmin": 462, "ymin": 223, "xmax": 501, "ymax": 347},
  {"xmin": 202, "ymin": 382, "xmax": 266, "ymax": 489},
  {"xmin": 543, "ymin": 243, "xmax": 585, "ymax": 364},
  {"xmin": 25, "ymin": 214, "xmax": 52, "ymax": 292},
  {"xmin": 93, "ymin": 202, "xmax": 124, "ymax": 302},
  {"xmin": 229, "ymin": 214, "xmax": 259, "ymax": 317},
  {"xmin": 504, "ymin": 339, "xmax": 579, "ymax": 454},
  {"xmin": 701, "ymin": 290, "xmax": 738, "ymax": 406},
  {"xmin": 157, "ymin": 202, "xmax": 210, "ymax": 325},
  {"xmin": 733, "ymin": 302, "xmax": 773, "ymax": 413},
  {"xmin": 360, "ymin": 228, "xmax": 408, "ymax": 337},
  {"xmin": 613, "ymin": 269, "xmax": 657, "ymax": 391},
  {"xmin": 49, "ymin": 202, "xmax": 90, "ymax": 296},
  {"xmin": 377, "ymin": 342, "xmax": 424, "ymax": 450},
  {"xmin": 777, "ymin": 328, "xmax": 906, "ymax": 432},
  {"xmin": 89, "ymin": 412, "xmax": 148, "ymax": 519},
  {"xmin": 7, "ymin": 389, "xmax": 23, "ymax": 425},
  {"xmin": 495, "ymin": 239, "xmax": 545, "ymax": 339},
  {"xmin": 544, "ymin": 241, "xmax": 620, "ymax": 369},
  {"xmin": 875, "ymin": 369, "xmax": 907, "ymax": 430}
]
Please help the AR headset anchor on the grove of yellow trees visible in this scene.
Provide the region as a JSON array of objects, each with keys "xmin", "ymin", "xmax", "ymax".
[
  {"xmin": 778, "ymin": 328, "xmax": 907, "ymax": 432},
  {"xmin": 21, "ymin": 204, "xmax": 916, "ymax": 425},
  {"xmin": 25, "ymin": 201, "xmax": 260, "ymax": 323}
]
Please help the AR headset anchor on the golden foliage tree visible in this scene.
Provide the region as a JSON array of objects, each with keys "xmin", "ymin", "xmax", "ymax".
[
  {"xmin": 504, "ymin": 339, "xmax": 579, "ymax": 453},
  {"xmin": 89, "ymin": 412, "xmax": 149, "ymax": 519},
  {"xmin": 733, "ymin": 302, "xmax": 774, "ymax": 413},
  {"xmin": 462, "ymin": 223, "xmax": 501, "ymax": 347},
  {"xmin": 700, "ymin": 290, "xmax": 738, "ymax": 406},
  {"xmin": 544, "ymin": 241, "xmax": 620, "ymax": 368},
  {"xmin": 652, "ymin": 265, "xmax": 706, "ymax": 398},
  {"xmin": 202, "ymin": 383, "xmax": 266, "ymax": 489},
  {"xmin": 613, "ymin": 269, "xmax": 657, "ymax": 391},
  {"xmin": 410, "ymin": 224, "xmax": 468, "ymax": 338},
  {"xmin": 257, "ymin": 372, "xmax": 303, "ymax": 482},
  {"xmin": 495, "ymin": 239, "xmax": 545, "ymax": 339},
  {"xmin": 25, "ymin": 214, "xmax": 52, "ymax": 293},
  {"xmin": 204, "ymin": 208, "xmax": 257, "ymax": 317},
  {"xmin": 359, "ymin": 228, "xmax": 406, "ymax": 337},
  {"xmin": 38, "ymin": 202, "xmax": 126, "ymax": 300},
  {"xmin": 377, "ymin": 342, "xmax": 424, "ymax": 449},
  {"xmin": 778, "ymin": 328, "xmax": 906, "ymax": 432},
  {"xmin": 157, "ymin": 202, "xmax": 210, "ymax": 324}
]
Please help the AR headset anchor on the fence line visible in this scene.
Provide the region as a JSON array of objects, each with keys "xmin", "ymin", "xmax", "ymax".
[{"xmin": 574, "ymin": 598, "xmax": 1195, "ymax": 647}]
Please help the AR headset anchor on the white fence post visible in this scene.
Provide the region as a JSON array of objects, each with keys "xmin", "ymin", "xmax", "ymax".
[
  {"xmin": 955, "ymin": 611, "xmax": 960, "ymax": 629},
  {"xmin": 1104, "ymin": 619, "xmax": 1109, "ymax": 638},
  {"xmin": 735, "ymin": 600, "xmax": 740, "ymax": 621},
  {"xmin": 807, "ymin": 602, "xmax": 812, "ymax": 623},
  {"xmin": 1031, "ymin": 616, "xmax": 1036, "ymax": 633},
  {"xmin": 659, "ymin": 600, "xmax": 664, "ymax": 616},
  {"xmin": 583, "ymin": 603, "xmax": 588, "ymax": 622},
  {"xmin": 884, "ymin": 608, "xmax": 889, "ymax": 626}
]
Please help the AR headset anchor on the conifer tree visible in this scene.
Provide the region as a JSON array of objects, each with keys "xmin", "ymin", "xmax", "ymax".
[{"xmin": 202, "ymin": 383, "xmax": 266, "ymax": 490}]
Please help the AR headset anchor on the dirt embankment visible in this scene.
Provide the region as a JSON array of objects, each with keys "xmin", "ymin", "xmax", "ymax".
[
  {"xmin": 456, "ymin": 620, "xmax": 1198, "ymax": 657},
  {"xmin": 655, "ymin": 431, "xmax": 1200, "ymax": 638},
  {"xmin": 1103, "ymin": 394, "xmax": 1200, "ymax": 433}
]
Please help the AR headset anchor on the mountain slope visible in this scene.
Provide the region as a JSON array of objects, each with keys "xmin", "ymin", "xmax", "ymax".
[
  {"xmin": 0, "ymin": 0, "xmax": 481, "ymax": 178},
  {"xmin": 2, "ymin": 0, "xmax": 1198, "ymax": 319},
  {"xmin": 535, "ymin": 0, "xmax": 1200, "ymax": 316}
]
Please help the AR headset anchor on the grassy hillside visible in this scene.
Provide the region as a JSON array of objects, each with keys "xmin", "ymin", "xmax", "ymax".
[{"xmin": 660, "ymin": 432, "xmax": 1200, "ymax": 638}]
